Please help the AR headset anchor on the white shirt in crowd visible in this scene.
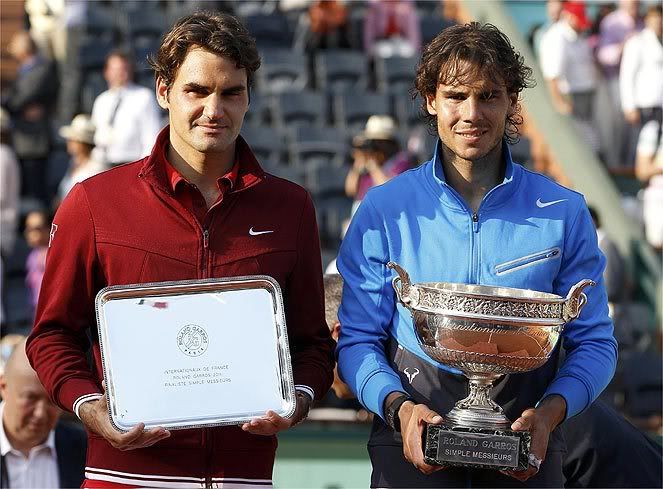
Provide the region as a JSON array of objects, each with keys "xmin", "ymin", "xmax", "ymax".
[
  {"xmin": 91, "ymin": 82, "xmax": 163, "ymax": 165},
  {"xmin": 620, "ymin": 28, "xmax": 663, "ymax": 112},
  {"xmin": 0, "ymin": 402, "xmax": 59, "ymax": 489},
  {"xmin": 539, "ymin": 19, "xmax": 597, "ymax": 94},
  {"xmin": 0, "ymin": 143, "xmax": 21, "ymax": 257},
  {"xmin": 58, "ymin": 157, "xmax": 107, "ymax": 201}
]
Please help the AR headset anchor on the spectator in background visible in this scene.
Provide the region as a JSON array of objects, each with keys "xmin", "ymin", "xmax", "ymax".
[
  {"xmin": 620, "ymin": 4, "xmax": 663, "ymax": 166},
  {"xmin": 0, "ymin": 338, "xmax": 86, "ymax": 488},
  {"xmin": 305, "ymin": 0, "xmax": 350, "ymax": 51},
  {"xmin": 588, "ymin": 206, "xmax": 626, "ymax": 306},
  {"xmin": 595, "ymin": 0, "xmax": 641, "ymax": 168},
  {"xmin": 364, "ymin": 0, "xmax": 421, "ymax": 59},
  {"xmin": 531, "ymin": 0, "xmax": 564, "ymax": 58},
  {"xmin": 2, "ymin": 31, "xmax": 57, "ymax": 204},
  {"xmin": 0, "ymin": 109, "xmax": 20, "ymax": 260},
  {"xmin": 345, "ymin": 115, "xmax": 411, "ymax": 212},
  {"xmin": 635, "ymin": 112, "xmax": 663, "ymax": 252},
  {"xmin": 91, "ymin": 50, "xmax": 163, "ymax": 167},
  {"xmin": 540, "ymin": 1, "xmax": 600, "ymax": 154},
  {"xmin": 23, "ymin": 210, "xmax": 51, "ymax": 317},
  {"xmin": 56, "ymin": 114, "xmax": 105, "ymax": 203}
]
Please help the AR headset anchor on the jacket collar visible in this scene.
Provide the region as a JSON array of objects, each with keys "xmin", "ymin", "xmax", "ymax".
[
  {"xmin": 139, "ymin": 126, "xmax": 266, "ymax": 195},
  {"xmin": 429, "ymin": 138, "xmax": 520, "ymax": 211}
]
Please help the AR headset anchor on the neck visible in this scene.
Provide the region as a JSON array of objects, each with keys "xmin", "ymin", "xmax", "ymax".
[{"xmin": 440, "ymin": 141, "xmax": 505, "ymax": 213}]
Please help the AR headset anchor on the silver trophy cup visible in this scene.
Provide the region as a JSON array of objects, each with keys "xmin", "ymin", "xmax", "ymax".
[{"xmin": 387, "ymin": 262, "xmax": 593, "ymax": 471}]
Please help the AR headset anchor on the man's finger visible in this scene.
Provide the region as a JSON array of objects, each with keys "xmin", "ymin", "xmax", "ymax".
[{"xmin": 511, "ymin": 408, "xmax": 536, "ymax": 431}]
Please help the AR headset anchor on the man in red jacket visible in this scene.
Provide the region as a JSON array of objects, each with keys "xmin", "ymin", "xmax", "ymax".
[{"xmin": 26, "ymin": 12, "xmax": 335, "ymax": 488}]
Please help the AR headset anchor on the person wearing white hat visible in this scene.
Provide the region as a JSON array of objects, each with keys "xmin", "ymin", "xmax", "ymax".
[
  {"xmin": 344, "ymin": 115, "xmax": 411, "ymax": 212},
  {"xmin": 56, "ymin": 114, "xmax": 106, "ymax": 203}
]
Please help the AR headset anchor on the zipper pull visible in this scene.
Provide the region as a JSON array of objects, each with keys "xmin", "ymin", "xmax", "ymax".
[
  {"xmin": 472, "ymin": 213, "xmax": 479, "ymax": 233},
  {"xmin": 203, "ymin": 229, "xmax": 209, "ymax": 249}
]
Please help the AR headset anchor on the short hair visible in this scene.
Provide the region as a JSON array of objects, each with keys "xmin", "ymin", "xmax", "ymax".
[
  {"xmin": 414, "ymin": 22, "xmax": 535, "ymax": 144},
  {"xmin": 149, "ymin": 11, "xmax": 261, "ymax": 91},
  {"xmin": 323, "ymin": 274, "xmax": 343, "ymax": 330},
  {"xmin": 104, "ymin": 49, "xmax": 134, "ymax": 71}
]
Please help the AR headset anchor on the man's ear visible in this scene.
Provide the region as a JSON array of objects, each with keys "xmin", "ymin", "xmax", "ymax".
[
  {"xmin": 426, "ymin": 94, "xmax": 437, "ymax": 116},
  {"xmin": 0, "ymin": 374, "xmax": 7, "ymax": 400},
  {"xmin": 507, "ymin": 92, "xmax": 518, "ymax": 117},
  {"xmin": 156, "ymin": 78, "xmax": 170, "ymax": 110},
  {"xmin": 331, "ymin": 322, "xmax": 341, "ymax": 342}
]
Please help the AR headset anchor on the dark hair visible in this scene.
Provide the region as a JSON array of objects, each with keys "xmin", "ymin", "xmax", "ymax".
[
  {"xmin": 104, "ymin": 49, "xmax": 134, "ymax": 71},
  {"xmin": 149, "ymin": 11, "xmax": 261, "ymax": 90},
  {"xmin": 414, "ymin": 22, "xmax": 535, "ymax": 144}
]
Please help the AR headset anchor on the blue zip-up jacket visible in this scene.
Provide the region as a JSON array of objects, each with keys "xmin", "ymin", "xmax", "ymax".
[{"xmin": 337, "ymin": 143, "xmax": 617, "ymax": 421}]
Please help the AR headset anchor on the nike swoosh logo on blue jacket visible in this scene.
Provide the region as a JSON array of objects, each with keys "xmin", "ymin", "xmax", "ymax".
[{"xmin": 337, "ymin": 142, "xmax": 617, "ymax": 421}]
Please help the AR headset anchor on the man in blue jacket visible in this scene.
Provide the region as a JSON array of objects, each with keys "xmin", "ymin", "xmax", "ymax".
[{"xmin": 337, "ymin": 22, "xmax": 617, "ymax": 488}]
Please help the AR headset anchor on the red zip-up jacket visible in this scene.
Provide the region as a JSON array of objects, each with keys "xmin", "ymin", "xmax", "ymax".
[{"xmin": 26, "ymin": 129, "xmax": 335, "ymax": 488}]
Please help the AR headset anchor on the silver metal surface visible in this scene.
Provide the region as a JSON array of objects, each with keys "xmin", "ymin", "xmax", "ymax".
[
  {"xmin": 388, "ymin": 262, "xmax": 594, "ymax": 429},
  {"xmin": 95, "ymin": 276, "xmax": 296, "ymax": 431}
]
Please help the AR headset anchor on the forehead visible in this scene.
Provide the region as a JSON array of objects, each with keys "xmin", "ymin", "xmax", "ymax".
[
  {"xmin": 173, "ymin": 47, "xmax": 247, "ymax": 86},
  {"xmin": 437, "ymin": 59, "xmax": 507, "ymax": 92}
]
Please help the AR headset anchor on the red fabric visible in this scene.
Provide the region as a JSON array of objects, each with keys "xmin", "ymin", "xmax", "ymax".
[
  {"xmin": 83, "ymin": 479, "xmax": 137, "ymax": 488},
  {"xmin": 26, "ymin": 126, "xmax": 335, "ymax": 484},
  {"xmin": 161, "ymin": 139, "xmax": 239, "ymax": 224}
]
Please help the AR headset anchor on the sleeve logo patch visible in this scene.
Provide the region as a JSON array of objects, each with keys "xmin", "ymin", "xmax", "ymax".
[{"xmin": 48, "ymin": 223, "xmax": 58, "ymax": 248}]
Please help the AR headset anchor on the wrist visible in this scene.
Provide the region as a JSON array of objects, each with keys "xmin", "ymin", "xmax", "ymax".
[
  {"xmin": 385, "ymin": 392, "xmax": 414, "ymax": 432},
  {"xmin": 537, "ymin": 394, "xmax": 567, "ymax": 430}
]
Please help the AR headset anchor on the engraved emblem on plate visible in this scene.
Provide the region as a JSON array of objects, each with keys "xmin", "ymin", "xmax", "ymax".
[{"xmin": 177, "ymin": 324, "xmax": 209, "ymax": 357}]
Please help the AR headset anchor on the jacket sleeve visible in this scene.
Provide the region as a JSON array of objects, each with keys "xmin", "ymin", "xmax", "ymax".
[
  {"xmin": 336, "ymin": 197, "xmax": 406, "ymax": 419},
  {"xmin": 284, "ymin": 192, "xmax": 335, "ymax": 401},
  {"xmin": 543, "ymin": 200, "xmax": 618, "ymax": 418},
  {"xmin": 26, "ymin": 184, "xmax": 104, "ymax": 413}
]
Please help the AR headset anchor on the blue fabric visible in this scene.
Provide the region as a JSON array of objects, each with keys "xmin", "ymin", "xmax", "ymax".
[{"xmin": 337, "ymin": 142, "xmax": 617, "ymax": 421}]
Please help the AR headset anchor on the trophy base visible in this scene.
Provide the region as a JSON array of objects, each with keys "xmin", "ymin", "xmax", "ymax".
[{"xmin": 424, "ymin": 424, "xmax": 530, "ymax": 471}]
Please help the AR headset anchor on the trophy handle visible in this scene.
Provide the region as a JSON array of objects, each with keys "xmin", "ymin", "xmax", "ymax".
[
  {"xmin": 562, "ymin": 279, "xmax": 595, "ymax": 322},
  {"xmin": 387, "ymin": 261, "xmax": 418, "ymax": 309}
]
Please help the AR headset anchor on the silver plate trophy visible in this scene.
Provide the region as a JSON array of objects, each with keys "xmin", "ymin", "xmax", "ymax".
[
  {"xmin": 387, "ymin": 262, "xmax": 593, "ymax": 471},
  {"xmin": 95, "ymin": 276, "xmax": 296, "ymax": 432}
]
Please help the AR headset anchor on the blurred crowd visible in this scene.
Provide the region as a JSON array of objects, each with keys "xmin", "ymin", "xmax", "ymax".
[{"xmin": 0, "ymin": 1, "xmax": 661, "ymax": 487}]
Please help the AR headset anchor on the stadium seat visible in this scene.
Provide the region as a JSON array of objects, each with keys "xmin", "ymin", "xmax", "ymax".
[
  {"xmin": 245, "ymin": 13, "xmax": 293, "ymax": 49},
  {"xmin": 305, "ymin": 163, "xmax": 347, "ymax": 198},
  {"xmin": 77, "ymin": 38, "xmax": 115, "ymax": 71},
  {"xmin": 622, "ymin": 350, "xmax": 663, "ymax": 419},
  {"xmin": 289, "ymin": 125, "xmax": 348, "ymax": 168},
  {"xmin": 394, "ymin": 93, "xmax": 426, "ymax": 130},
  {"xmin": 256, "ymin": 49, "xmax": 309, "ymax": 95},
  {"xmin": 333, "ymin": 92, "xmax": 392, "ymax": 131},
  {"xmin": 375, "ymin": 56, "xmax": 418, "ymax": 94},
  {"xmin": 244, "ymin": 94, "xmax": 273, "ymax": 127},
  {"xmin": 420, "ymin": 16, "xmax": 455, "ymax": 45},
  {"xmin": 122, "ymin": 6, "xmax": 167, "ymax": 43},
  {"xmin": 315, "ymin": 195, "xmax": 353, "ymax": 245},
  {"xmin": 240, "ymin": 126, "xmax": 288, "ymax": 165},
  {"xmin": 315, "ymin": 50, "xmax": 369, "ymax": 93},
  {"xmin": 272, "ymin": 91, "xmax": 327, "ymax": 128},
  {"xmin": 80, "ymin": 72, "xmax": 107, "ymax": 114}
]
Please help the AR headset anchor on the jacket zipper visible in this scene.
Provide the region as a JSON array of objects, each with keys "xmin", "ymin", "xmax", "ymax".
[
  {"xmin": 202, "ymin": 229, "xmax": 210, "ymax": 279},
  {"xmin": 495, "ymin": 247, "xmax": 561, "ymax": 275}
]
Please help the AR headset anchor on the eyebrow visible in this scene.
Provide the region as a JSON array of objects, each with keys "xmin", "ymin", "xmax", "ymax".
[{"xmin": 182, "ymin": 82, "xmax": 247, "ymax": 94}]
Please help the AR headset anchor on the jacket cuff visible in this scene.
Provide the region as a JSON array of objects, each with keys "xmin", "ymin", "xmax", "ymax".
[
  {"xmin": 542, "ymin": 375, "xmax": 590, "ymax": 420},
  {"xmin": 58, "ymin": 377, "xmax": 103, "ymax": 414},
  {"xmin": 295, "ymin": 385, "xmax": 315, "ymax": 401},
  {"xmin": 359, "ymin": 369, "xmax": 406, "ymax": 420}
]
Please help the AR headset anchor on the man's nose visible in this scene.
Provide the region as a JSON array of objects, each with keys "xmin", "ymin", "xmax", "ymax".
[
  {"xmin": 461, "ymin": 97, "xmax": 481, "ymax": 122},
  {"xmin": 203, "ymin": 94, "xmax": 224, "ymax": 120}
]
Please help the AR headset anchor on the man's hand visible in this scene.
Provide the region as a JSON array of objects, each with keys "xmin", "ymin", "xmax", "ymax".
[
  {"xmin": 501, "ymin": 395, "xmax": 567, "ymax": 482},
  {"xmin": 241, "ymin": 391, "xmax": 312, "ymax": 436},
  {"xmin": 78, "ymin": 391, "xmax": 171, "ymax": 451},
  {"xmin": 398, "ymin": 401, "xmax": 445, "ymax": 475}
]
